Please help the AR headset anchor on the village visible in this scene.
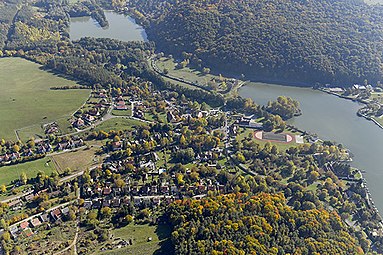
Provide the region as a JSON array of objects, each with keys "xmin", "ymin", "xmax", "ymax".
[{"xmin": 1, "ymin": 79, "xmax": 383, "ymax": 254}]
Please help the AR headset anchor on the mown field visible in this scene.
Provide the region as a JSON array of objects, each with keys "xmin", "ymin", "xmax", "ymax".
[
  {"xmin": 93, "ymin": 224, "xmax": 172, "ymax": 255},
  {"xmin": 49, "ymin": 147, "xmax": 101, "ymax": 174},
  {"xmin": 0, "ymin": 58, "xmax": 90, "ymax": 140},
  {"xmin": 0, "ymin": 157, "xmax": 56, "ymax": 186},
  {"xmin": 93, "ymin": 118, "xmax": 147, "ymax": 133}
]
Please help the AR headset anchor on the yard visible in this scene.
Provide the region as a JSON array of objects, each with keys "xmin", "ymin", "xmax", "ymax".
[
  {"xmin": 0, "ymin": 157, "xmax": 56, "ymax": 186},
  {"xmin": 0, "ymin": 58, "xmax": 90, "ymax": 140}
]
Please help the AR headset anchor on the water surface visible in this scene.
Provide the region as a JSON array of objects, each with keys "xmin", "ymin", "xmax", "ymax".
[
  {"xmin": 240, "ymin": 82, "xmax": 383, "ymax": 214},
  {"xmin": 69, "ymin": 11, "xmax": 147, "ymax": 42}
]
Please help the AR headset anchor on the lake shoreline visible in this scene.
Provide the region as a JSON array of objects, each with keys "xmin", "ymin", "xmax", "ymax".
[{"xmin": 317, "ymin": 87, "xmax": 383, "ymax": 130}]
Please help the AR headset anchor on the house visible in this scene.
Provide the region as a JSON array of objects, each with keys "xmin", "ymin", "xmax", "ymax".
[
  {"xmin": 103, "ymin": 199, "xmax": 111, "ymax": 207},
  {"xmin": 103, "ymin": 187, "xmax": 112, "ymax": 196},
  {"xmin": 167, "ymin": 111, "xmax": 176, "ymax": 123},
  {"xmin": 111, "ymin": 198, "xmax": 121, "ymax": 208},
  {"xmin": 9, "ymin": 226, "xmax": 18, "ymax": 239},
  {"xmin": 7, "ymin": 199, "xmax": 22, "ymax": 208},
  {"xmin": 73, "ymin": 118, "xmax": 85, "ymax": 128},
  {"xmin": 115, "ymin": 101, "xmax": 127, "ymax": 110},
  {"xmin": 19, "ymin": 221, "xmax": 29, "ymax": 230},
  {"xmin": 61, "ymin": 207, "xmax": 70, "ymax": 216},
  {"xmin": 111, "ymin": 141, "xmax": 122, "ymax": 151},
  {"xmin": 83, "ymin": 200, "xmax": 93, "ymax": 210},
  {"xmin": 57, "ymin": 142, "xmax": 69, "ymax": 151},
  {"xmin": 160, "ymin": 186, "xmax": 169, "ymax": 194},
  {"xmin": 24, "ymin": 194, "xmax": 35, "ymax": 203},
  {"xmin": 39, "ymin": 214, "xmax": 50, "ymax": 223},
  {"xmin": 50, "ymin": 208, "xmax": 62, "ymax": 221},
  {"xmin": 30, "ymin": 218, "xmax": 42, "ymax": 228},
  {"xmin": 92, "ymin": 199, "xmax": 102, "ymax": 209},
  {"xmin": 84, "ymin": 114, "xmax": 95, "ymax": 122}
]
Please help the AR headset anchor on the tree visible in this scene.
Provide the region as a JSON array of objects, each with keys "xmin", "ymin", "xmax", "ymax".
[
  {"xmin": 202, "ymin": 67, "xmax": 210, "ymax": 74},
  {"xmin": 100, "ymin": 207, "xmax": 112, "ymax": 219},
  {"xmin": 125, "ymin": 215, "xmax": 133, "ymax": 224},
  {"xmin": 12, "ymin": 144, "xmax": 20, "ymax": 153},
  {"xmin": 20, "ymin": 172, "xmax": 27, "ymax": 185},
  {"xmin": 0, "ymin": 219, "xmax": 8, "ymax": 230},
  {"xmin": 0, "ymin": 185, "xmax": 6, "ymax": 194},
  {"xmin": 1, "ymin": 232, "xmax": 10, "ymax": 242}
]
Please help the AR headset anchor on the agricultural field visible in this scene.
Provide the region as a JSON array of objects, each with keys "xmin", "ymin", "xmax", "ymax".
[
  {"xmin": 0, "ymin": 157, "xmax": 56, "ymax": 186},
  {"xmin": 0, "ymin": 58, "xmax": 90, "ymax": 141},
  {"xmin": 49, "ymin": 147, "xmax": 102, "ymax": 175}
]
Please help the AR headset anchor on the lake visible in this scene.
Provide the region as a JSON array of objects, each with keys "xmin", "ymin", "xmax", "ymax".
[
  {"xmin": 240, "ymin": 82, "xmax": 383, "ymax": 214},
  {"xmin": 69, "ymin": 11, "xmax": 148, "ymax": 42}
]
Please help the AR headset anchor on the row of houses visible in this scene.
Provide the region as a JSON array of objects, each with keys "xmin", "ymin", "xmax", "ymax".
[
  {"xmin": 9, "ymin": 206, "xmax": 70, "ymax": 240},
  {"xmin": 84, "ymin": 195, "xmax": 176, "ymax": 211},
  {"xmin": 0, "ymin": 136, "xmax": 84, "ymax": 165}
]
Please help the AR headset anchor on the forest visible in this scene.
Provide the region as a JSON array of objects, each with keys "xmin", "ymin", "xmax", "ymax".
[
  {"xmin": 167, "ymin": 193, "xmax": 363, "ymax": 255},
  {"xmin": 127, "ymin": 0, "xmax": 383, "ymax": 86}
]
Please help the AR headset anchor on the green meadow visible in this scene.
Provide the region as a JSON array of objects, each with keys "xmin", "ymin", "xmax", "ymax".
[
  {"xmin": 0, "ymin": 58, "xmax": 90, "ymax": 140},
  {"xmin": 0, "ymin": 157, "xmax": 56, "ymax": 186}
]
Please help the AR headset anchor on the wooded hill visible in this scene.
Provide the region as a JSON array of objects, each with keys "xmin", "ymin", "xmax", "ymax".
[
  {"xmin": 167, "ymin": 193, "xmax": 364, "ymax": 255},
  {"xmin": 127, "ymin": 0, "xmax": 383, "ymax": 86}
]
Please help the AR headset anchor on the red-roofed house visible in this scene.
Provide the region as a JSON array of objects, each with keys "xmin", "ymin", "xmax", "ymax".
[{"xmin": 19, "ymin": 221, "xmax": 29, "ymax": 230}]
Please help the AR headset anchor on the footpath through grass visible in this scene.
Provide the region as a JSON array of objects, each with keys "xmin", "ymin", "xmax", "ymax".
[{"xmin": 0, "ymin": 57, "xmax": 90, "ymax": 140}]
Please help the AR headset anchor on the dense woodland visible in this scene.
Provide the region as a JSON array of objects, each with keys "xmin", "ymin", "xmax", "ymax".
[
  {"xmin": 127, "ymin": 0, "xmax": 383, "ymax": 86},
  {"xmin": 167, "ymin": 193, "xmax": 363, "ymax": 255}
]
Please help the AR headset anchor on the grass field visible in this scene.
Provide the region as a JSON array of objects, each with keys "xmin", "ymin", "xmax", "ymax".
[
  {"xmin": 111, "ymin": 109, "xmax": 132, "ymax": 117},
  {"xmin": 0, "ymin": 58, "xmax": 90, "ymax": 140},
  {"xmin": 0, "ymin": 157, "xmax": 56, "ymax": 186},
  {"xmin": 94, "ymin": 224, "xmax": 172, "ymax": 255},
  {"xmin": 94, "ymin": 118, "xmax": 147, "ymax": 133},
  {"xmin": 157, "ymin": 58, "xmax": 215, "ymax": 87},
  {"xmin": 49, "ymin": 147, "xmax": 101, "ymax": 174}
]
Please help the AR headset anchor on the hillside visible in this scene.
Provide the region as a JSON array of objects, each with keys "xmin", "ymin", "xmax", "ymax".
[
  {"xmin": 127, "ymin": 0, "xmax": 383, "ymax": 86},
  {"xmin": 167, "ymin": 193, "xmax": 364, "ymax": 255}
]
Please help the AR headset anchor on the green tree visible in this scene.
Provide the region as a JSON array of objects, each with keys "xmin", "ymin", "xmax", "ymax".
[{"xmin": 20, "ymin": 172, "xmax": 27, "ymax": 185}]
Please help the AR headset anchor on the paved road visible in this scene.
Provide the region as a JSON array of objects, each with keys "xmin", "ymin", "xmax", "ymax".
[{"xmin": 0, "ymin": 190, "xmax": 33, "ymax": 204}]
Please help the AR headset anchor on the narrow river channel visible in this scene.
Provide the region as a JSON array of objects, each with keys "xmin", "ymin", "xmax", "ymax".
[{"xmin": 240, "ymin": 82, "xmax": 383, "ymax": 215}]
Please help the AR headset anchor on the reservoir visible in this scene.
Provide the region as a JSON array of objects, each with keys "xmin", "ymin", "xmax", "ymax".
[
  {"xmin": 240, "ymin": 82, "xmax": 383, "ymax": 214},
  {"xmin": 69, "ymin": 11, "xmax": 148, "ymax": 42}
]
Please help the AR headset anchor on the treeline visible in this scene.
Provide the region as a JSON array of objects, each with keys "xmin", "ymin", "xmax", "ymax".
[
  {"xmin": 167, "ymin": 193, "xmax": 363, "ymax": 255},
  {"xmin": 0, "ymin": 1, "xmax": 19, "ymax": 48},
  {"xmin": 127, "ymin": 0, "xmax": 383, "ymax": 86}
]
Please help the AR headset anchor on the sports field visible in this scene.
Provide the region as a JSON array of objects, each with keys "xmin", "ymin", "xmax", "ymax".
[{"xmin": 0, "ymin": 58, "xmax": 90, "ymax": 140}]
